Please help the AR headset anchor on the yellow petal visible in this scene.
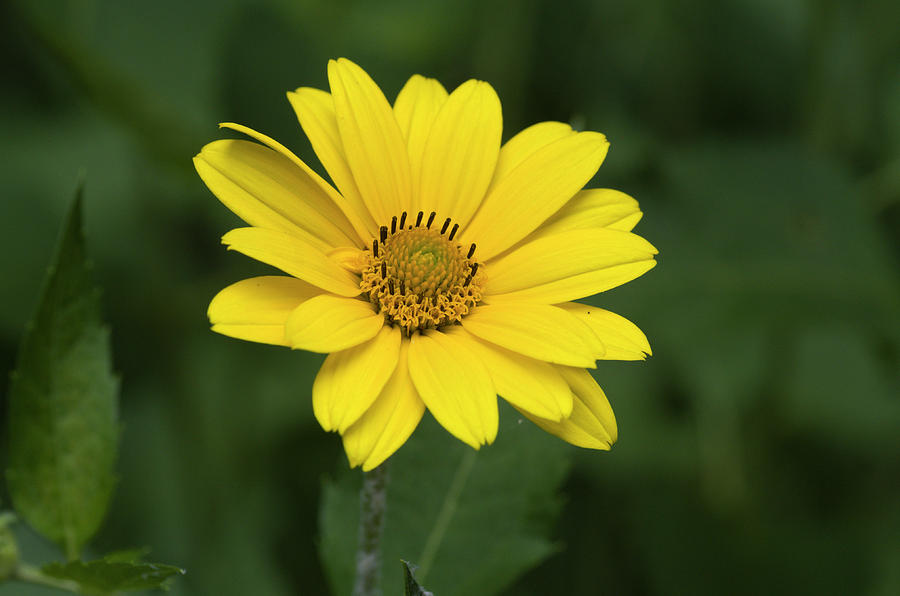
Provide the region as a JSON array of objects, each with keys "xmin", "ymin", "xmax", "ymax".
[
  {"xmin": 483, "ymin": 228, "xmax": 657, "ymax": 304},
  {"xmin": 461, "ymin": 304, "xmax": 602, "ymax": 368},
  {"xmin": 328, "ymin": 246, "xmax": 368, "ymax": 274},
  {"xmin": 208, "ymin": 276, "xmax": 321, "ymax": 346},
  {"xmin": 534, "ymin": 188, "xmax": 643, "ymax": 236},
  {"xmin": 463, "ymin": 131, "xmax": 609, "ymax": 261},
  {"xmin": 393, "ymin": 75, "xmax": 449, "ymax": 212},
  {"xmin": 418, "ymin": 79, "xmax": 502, "ymax": 227},
  {"xmin": 312, "ymin": 325, "xmax": 402, "ymax": 433},
  {"xmin": 222, "ymin": 227, "xmax": 361, "ymax": 297},
  {"xmin": 558, "ymin": 302, "xmax": 652, "ymax": 360},
  {"xmin": 327, "ymin": 58, "xmax": 412, "ymax": 223},
  {"xmin": 194, "ymin": 139, "xmax": 357, "ymax": 251},
  {"xmin": 285, "ymin": 294, "xmax": 383, "ymax": 353},
  {"xmin": 520, "ymin": 367, "xmax": 617, "ymax": 449},
  {"xmin": 408, "ymin": 329, "xmax": 498, "ymax": 448},
  {"xmin": 216, "ymin": 122, "xmax": 369, "ymax": 245},
  {"xmin": 488, "ymin": 121, "xmax": 574, "ymax": 190},
  {"xmin": 447, "ymin": 327, "xmax": 572, "ymax": 421},
  {"xmin": 285, "ymin": 89, "xmax": 377, "ymax": 241},
  {"xmin": 341, "ymin": 340, "xmax": 425, "ymax": 470}
]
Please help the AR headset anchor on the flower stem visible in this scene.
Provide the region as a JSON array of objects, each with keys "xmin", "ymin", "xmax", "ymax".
[{"xmin": 353, "ymin": 462, "xmax": 390, "ymax": 596}]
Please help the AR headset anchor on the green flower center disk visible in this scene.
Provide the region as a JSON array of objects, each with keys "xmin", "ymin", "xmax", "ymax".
[{"xmin": 360, "ymin": 211, "xmax": 483, "ymax": 335}]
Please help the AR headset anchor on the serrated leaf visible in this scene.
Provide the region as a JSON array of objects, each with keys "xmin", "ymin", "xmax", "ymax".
[
  {"xmin": 320, "ymin": 403, "xmax": 571, "ymax": 596},
  {"xmin": 402, "ymin": 560, "xmax": 433, "ymax": 596},
  {"xmin": 42, "ymin": 554, "xmax": 185, "ymax": 595},
  {"xmin": 100, "ymin": 547, "xmax": 152, "ymax": 564},
  {"xmin": 6, "ymin": 186, "xmax": 119, "ymax": 560}
]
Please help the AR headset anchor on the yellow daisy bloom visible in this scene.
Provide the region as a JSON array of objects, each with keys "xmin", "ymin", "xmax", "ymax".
[{"xmin": 195, "ymin": 58, "xmax": 657, "ymax": 471}]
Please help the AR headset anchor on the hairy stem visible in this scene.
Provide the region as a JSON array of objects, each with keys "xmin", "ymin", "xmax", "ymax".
[{"xmin": 353, "ymin": 462, "xmax": 390, "ymax": 596}]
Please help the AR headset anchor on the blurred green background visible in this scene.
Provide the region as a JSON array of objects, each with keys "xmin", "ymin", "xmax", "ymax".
[{"xmin": 2, "ymin": 0, "xmax": 898, "ymax": 594}]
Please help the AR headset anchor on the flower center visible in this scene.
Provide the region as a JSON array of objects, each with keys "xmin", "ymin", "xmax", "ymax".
[{"xmin": 360, "ymin": 211, "xmax": 483, "ymax": 335}]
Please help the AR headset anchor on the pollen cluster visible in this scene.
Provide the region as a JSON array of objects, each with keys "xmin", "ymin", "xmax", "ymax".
[{"xmin": 360, "ymin": 211, "xmax": 484, "ymax": 334}]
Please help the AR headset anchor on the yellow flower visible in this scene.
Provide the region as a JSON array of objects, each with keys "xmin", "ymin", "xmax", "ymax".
[{"xmin": 195, "ymin": 58, "xmax": 657, "ymax": 470}]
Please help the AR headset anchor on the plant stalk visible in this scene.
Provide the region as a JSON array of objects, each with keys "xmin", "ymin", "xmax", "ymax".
[{"xmin": 353, "ymin": 462, "xmax": 390, "ymax": 596}]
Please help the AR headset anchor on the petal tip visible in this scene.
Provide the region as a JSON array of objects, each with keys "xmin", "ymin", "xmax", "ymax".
[{"xmin": 312, "ymin": 393, "xmax": 334, "ymax": 431}]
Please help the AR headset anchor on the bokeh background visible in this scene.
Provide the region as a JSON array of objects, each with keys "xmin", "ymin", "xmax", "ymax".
[{"xmin": 2, "ymin": 0, "xmax": 898, "ymax": 594}]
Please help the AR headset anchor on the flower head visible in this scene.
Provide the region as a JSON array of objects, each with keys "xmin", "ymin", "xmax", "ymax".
[{"xmin": 196, "ymin": 58, "xmax": 657, "ymax": 470}]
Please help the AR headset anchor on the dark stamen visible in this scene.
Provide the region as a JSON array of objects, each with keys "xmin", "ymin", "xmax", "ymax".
[
  {"xmin": 467, "ymin": 243, "xmax": 476, "ymax": 258},
  {"xmin": 440, "ymin": 218, "xmax": 451, "ymax": 234},
  {"xmin": 464, "ymin": 274, "xmax": 473, "ymax": 287},
  {"xmin": 391, "ymin": 216, "xmax": 397, "ymax": 234},
  {"xmin": 380, "ymin": 226, "xmax": 387, "ymax": 243},
  {"xmin": 415, "ymin": 211, "xmax": 423, "ymax": 227},
  {"xmin": 388, "ymin": 279, "xmax": 395, "ymax": 294},
  {"xmin": 399, "ymin": 211, "xmax": 407, "ymax": 229},
  {"xmin": 448, "ymin": 223, "xmax": 459, "ymax": 240},
  {"xmin": 426, "ymin": 211, "xmax": 436, "ymax": 229},
  {"xmin": 399, "ymin": 280, "xmax": 406, "ymax": 295},
  {"xmin": 381, "ymin": 262, "xmax": 387, "ymax": 279},
  {"xmin": 372, "ymin": 239, "xmax": 378, "ymax": 257},
  {"xmin": 470, "ymin": 262, "xmax": 479, "ymax": 276}
]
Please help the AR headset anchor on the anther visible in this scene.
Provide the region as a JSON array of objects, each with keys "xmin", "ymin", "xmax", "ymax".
[
  {"xmin": 399, "ymin": 211, "xmax": 407, "ymax": 229},
  {"xmin": 464, "ymin": 273, "xmax": 473, "ymax": 287},
  {"xmin": 470, "ymin": 262, "xmax": 479, "ymax": 276},
  {"xmin": 380, "ymin": 226, "xmax": 387, "ymax": 243},
  {"xmin": 415, "ymin": 211, "xmax": 423, "ymax": 227},
  {"xmin": 440, "ymin": 218, "xmax": 451, "ymax": 234},
  {"xmin": 391, "ymin": 216, "xmax": 397, "ymax": 234},
  {"xmin": 399, "ymin": 280, "xmax": 406, "ymax": 295},
  {"xmin": 372, "ymin": 239, "xmax": 378, "ymax": 257},
  {"xmin": 381, "ymin": 262, "xmax": 387, "ymax": 279},
  {"xmin": 426, "ymin": 212, "xmax": 436, "ymax": 229},
  {"xmin": 448, "ymin": 223, "xmax": 459, "ymax": 240},
  {"xmin": 388, "ymin": 279, "xmax": 395, "ymax": 294},
  {"xmin": 467, "ymin": 243, "xmax": 476, "ymax": 258}
]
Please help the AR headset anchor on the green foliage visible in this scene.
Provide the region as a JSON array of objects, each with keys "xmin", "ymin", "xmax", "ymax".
[
  {"xmin": 6, "ymin": 188, "xmax": 119, "ymax": 561},
  {"xmin": 1, "ymin": 0, "xmax": 898, "ymax": 594},
  {"xmin": 320, "ymin": 407, "xmax": 570, "ymax": 596},
  {"xmin": 0, "ymin": 515, "xmax": 18, "ymax": 581},
  {"xmin": 402, "ymin": 561, "xmax": 432, "ymax": 596},
  {"xmin": 41, "ymin": 554, "xmax": 184, "ymax": 595}
]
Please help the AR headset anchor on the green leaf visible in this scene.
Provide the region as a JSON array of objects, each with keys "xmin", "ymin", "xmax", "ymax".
[
  {"xmin": 6, "ymin": 185, "xmax": 119, "ymax": 560},
  {"xmin": 402, "ymin": 560, "xmax": 433, "ymax": 596},
  {"xmin": 42, "ymin": 554, "xmax": 185, "ymax": 595},
  {"xmin": 0, "ymin": 513, "xmax": 18, "ymax": 581},
  {"xmin": 320, "ymin": 403, "xmax": 571, "ymax": 596}
]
